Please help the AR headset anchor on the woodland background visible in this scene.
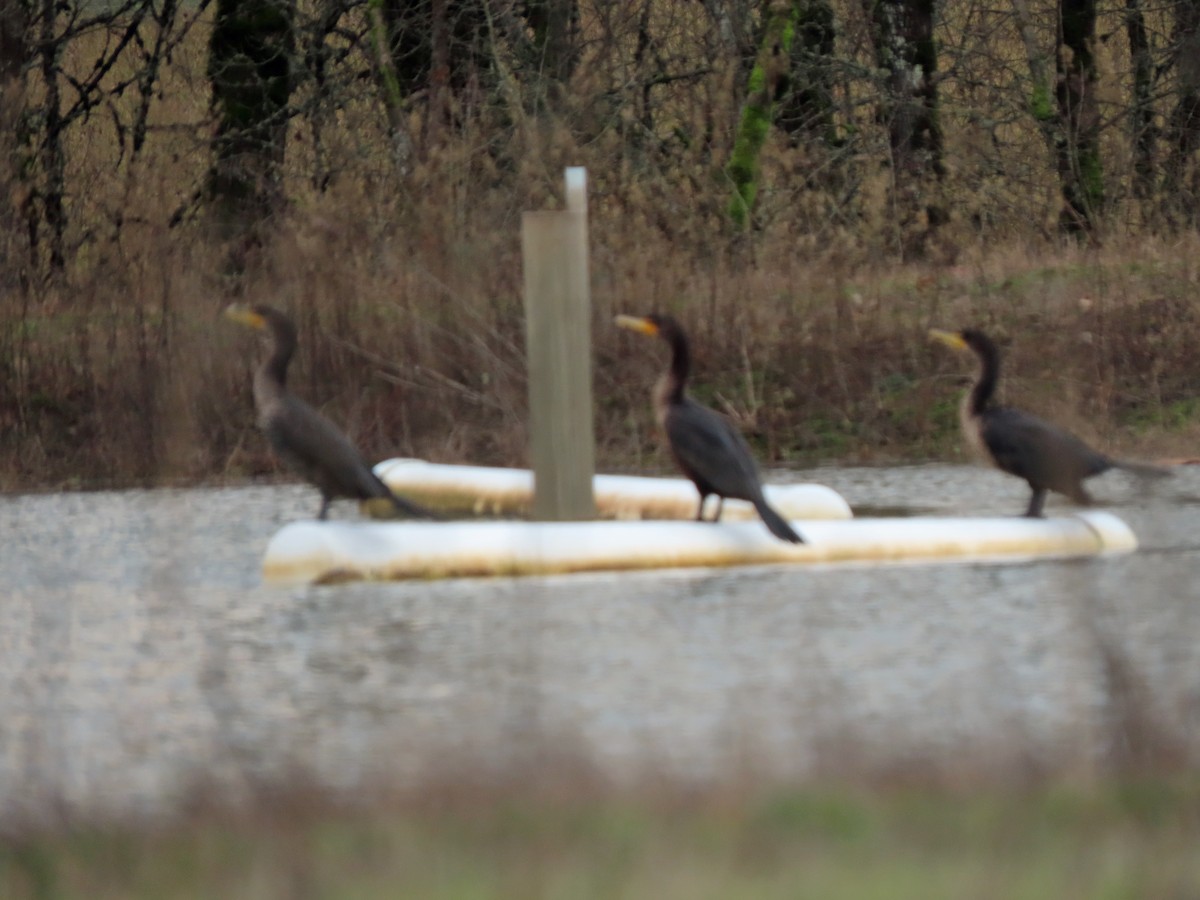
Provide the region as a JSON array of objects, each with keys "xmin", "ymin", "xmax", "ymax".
[
  {"xmin": 3, "ymin": 0, "xmax": 1200, "ymax": 488},
  {"xmin": 3, "ymin": 4, "xmax": 1200, "ymax": 889}
]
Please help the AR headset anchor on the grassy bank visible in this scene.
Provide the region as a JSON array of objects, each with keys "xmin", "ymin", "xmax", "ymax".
[
  {"xmin": 3, "ymin": 778, "xmax": 1199, "ymax": 898},
  {"xmin": 6, "ymin": 232, "xmax": 1200, "ymax": 493},
  {"xmin": 6, "ymin": 11, "xmax": 1200, "ymax": 492}
]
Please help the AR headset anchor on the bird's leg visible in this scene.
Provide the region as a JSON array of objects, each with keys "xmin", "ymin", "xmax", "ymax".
[
  {"xmin": 318, "ymin": 495, "xmax": 331, "ymax": 520},
  {"xmin": 712, "ymin": 497, "xmax": 725, "ymax": 522},
  {"xmin": 1024, "ymin": 487, "xmax": 1046, "ymax": 518},
  {"xmin": 695, "ymin": 495, "xmax": 708, "ymax": 522}
]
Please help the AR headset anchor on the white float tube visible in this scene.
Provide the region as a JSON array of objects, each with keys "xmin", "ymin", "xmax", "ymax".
[
  {"xmin": 262, "ymin": 510, "xmax": 1136, "ymax": 585},
  {"xmin": 374, "ymin": 458, "xmax": 852, "ymax": 521}
]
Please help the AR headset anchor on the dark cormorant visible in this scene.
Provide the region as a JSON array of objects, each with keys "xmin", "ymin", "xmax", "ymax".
[
  {"xmin": 226, "ymin": 304, "xmax": 435, "ymax": 521},
  {"xmin": 930, "ymin": 327, "xmax": 1170, "ymax": 517},
  {"xmin": 616, "ymin": 313, "xmax": 804, "ymax": 543}
]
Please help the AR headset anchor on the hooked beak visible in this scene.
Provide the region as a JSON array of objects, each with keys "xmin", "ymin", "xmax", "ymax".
[
  {"xmin": 615, "ymin": 314, "xmax": 659, "ymax": 337},
  {"xmin": 225, "ymin": 304, "xmax": 267, "ymax": 330},
  {"xmin": 928, "ymin": 328, "xmax": 968, "ymax": 351}
]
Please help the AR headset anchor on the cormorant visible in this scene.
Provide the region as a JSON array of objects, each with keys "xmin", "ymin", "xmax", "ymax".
[
  {"xmin": 226, "ymin": 304, "xmax": 435, "ymax": 521},
  {"xmin": 930, "ymin": 327, "xmax": 1170, "ymax": 517},
  {"xmin": 616, "ymin": 313, "xmax": 804, "ymax": 543}
]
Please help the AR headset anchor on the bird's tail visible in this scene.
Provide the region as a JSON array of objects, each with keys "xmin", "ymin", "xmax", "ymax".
[
  {"xmin": 360, "ymin": 491, "xmax": 442, "ymax": 521},
  {"xmin": 391, "ymin": 491, "xmax": 442, "ymax": 520},
  {"xmin": 1112, "ymin": 458, "xmax": 1174, "ymax": 480},
  {"xmin": 754, "ymin": 498, "xmax": 805, "ymax": 544}
]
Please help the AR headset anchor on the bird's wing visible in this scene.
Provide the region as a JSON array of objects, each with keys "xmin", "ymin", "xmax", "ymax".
[
  {"xmin": 266, "ymin": 397, "xmax": 389, "ymax": 500},
  {"xmin": 980, "ymin": 407, "xmax": 1109, "ymax": 486},
  {"xmin": 665, "ymin": 399, "xmax": 763, "ymax": 501}
]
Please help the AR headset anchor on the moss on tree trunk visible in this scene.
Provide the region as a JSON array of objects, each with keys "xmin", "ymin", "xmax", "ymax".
[{"xmin": 725, "ymin": 3, "xmax": 797, "ymax": 230}]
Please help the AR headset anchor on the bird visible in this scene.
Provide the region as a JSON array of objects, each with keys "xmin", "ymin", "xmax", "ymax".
[
  {"xmin": 616, "ymin": 313, "xmax": 804, "ymax": 543},
  {"xmin": 930, "ymin": 327, "xmax": 1170, "ymax": 517},
  {"xmin": 225, "ymin": 303, "xmax": 436, "ymax": 521}
]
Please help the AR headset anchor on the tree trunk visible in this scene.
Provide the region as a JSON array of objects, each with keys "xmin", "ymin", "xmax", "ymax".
[
  {"xmin": 0, "ymin": 0, "xmax": 32, "ymax": 282},
  {"xmin": 701, "ymin": 0, "xmax": 757, "ymax": 58},
  {"xmin": 302, "ymin": 0, "xmax": 350, "ymax": 190},
  {"xmin": 206, "ymin": 0, "xmax": 295, "ymax": 241},
  {"xmin": 485, "ymin": 0, "xmax": 578, "ymax": 123},
  {"xmin": 523, "ymin": 0, "xmax": 578, "ymax": 87},
  {"xmin": 32, "ymin": 0, "xmax": 65, "ymax": 271},
  {"xmin": 870, "ymin": 0, "xmax": 945, "ymax": 256},
  {"xmin": 1055, "ymin": 0, "xmax": 1102, "ymax": 234},
  {"xmin": 367, "ymin": 0, "xmax": 413, "ymax": 171},
  {"xmin": 1165, "ymin": 0, "xmax": 1200, "ymax": 226},
  {"xmin": 0, "ymin": 0, "xmax": 28, "ymax": 122},
  {"xmin": 378, "ymin": 0, "xmax": 489, "ymax": 112},
  {"xmin": 1125, "ymin": 0, "xmax": 1156, "ymax": 210},
  {"xmin": 777, "ymin": 0, "xmax": 837, "ymax": 148},
  {"xmin": 725, "ymin": 1, "xmax": 798, "ymax": 229}
]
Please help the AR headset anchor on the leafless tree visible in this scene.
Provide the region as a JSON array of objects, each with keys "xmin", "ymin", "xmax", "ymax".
[
  {"xmin": 1054, "ymin": 0, "xmax": 1101, "ymax": 234},
  {"xmin": 777, "ymin": 0, "xmax": 838, "ymax": 148},
  {"xmin": 0, "ymin": 0, "xmax": 31, "ymax": 285},
  {"xmin": 1165, "ymin": 0, "xmax": 1200, "ymax": 225},
  {"xmin": 870, "ymin": 0, "xmax": 945, "ymax": 255},
  {"xmin": 1125, "ymin": 0, "xmax": 1156, "ymax": 211},
  {"xmin": 205, "ymin": 0, "xmax": 295, "ymax": 243},
  {"xmin": 1, "ymin": 0, "xmax": 203, "ymax": 273}
]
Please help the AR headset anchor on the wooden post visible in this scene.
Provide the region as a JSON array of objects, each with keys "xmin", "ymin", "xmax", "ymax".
[{"xmin": 522, "ymin": 167, "xmax": 596, "ymax": 520}]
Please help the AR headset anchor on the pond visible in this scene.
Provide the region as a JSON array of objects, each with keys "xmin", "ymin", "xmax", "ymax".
[{"xmin": 2, "ymin": 463, "xmax": 1198, "ymax": 826}]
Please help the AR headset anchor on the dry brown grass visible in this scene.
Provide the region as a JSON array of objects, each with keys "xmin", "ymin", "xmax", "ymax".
[
  {"xmin": 4, "ymin": 9, "xmax": 1200, "ymax": 491},
  {"xmin": 7, "ymin": 207, "xmax": 1200, "ymax": 491}
]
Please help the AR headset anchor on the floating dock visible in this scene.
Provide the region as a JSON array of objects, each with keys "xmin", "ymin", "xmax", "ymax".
[
  {"xmin": 262, "ymin": 511, "xmax": 1137, "ymax": 585},
  {"xmin": 374, "ymin": 459, "xmax": 853, "ymax": 521}
]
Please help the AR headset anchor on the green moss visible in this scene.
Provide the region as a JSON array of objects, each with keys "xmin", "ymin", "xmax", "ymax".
[
  {"xmin": 1029, "ymin": 81, "xmax": 1054, "ymax": 121},
  {"xmin": 1079, "ymin": 146, "xmax": 1105, "ymax": 209},
  {"xmin": 724, "ymin": 6, "xmax": 802, "ymax": 229},
  {"xmin": 368, "ymin": 0, "xmax": 403, "ymax": 111},
  {"xmin": 726, "ymin": 80, "xmax": 773, "ymax": 228}
]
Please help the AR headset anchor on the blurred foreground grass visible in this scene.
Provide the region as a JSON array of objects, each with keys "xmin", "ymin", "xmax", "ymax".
[{"xmin": 3, "ymin": 778, "xmax": 1199, "ymax": 899}]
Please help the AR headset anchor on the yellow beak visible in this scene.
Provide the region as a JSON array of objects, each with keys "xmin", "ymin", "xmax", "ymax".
[
  {"xmin": 615, "ymin": 314, "xmax": 659, "ymax": 337},
  {"xmin": 929, "ymin": 328, "xmax": 968, "ymax": 351},
  {"xmin": 225, "ymin": 304, "xmax": 267, "ymax": 330}
]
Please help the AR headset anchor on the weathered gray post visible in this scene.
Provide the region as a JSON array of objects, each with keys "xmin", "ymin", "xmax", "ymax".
[{"xmin": 521, "ymin": 167, "xmax": 596, "ymax": 520}]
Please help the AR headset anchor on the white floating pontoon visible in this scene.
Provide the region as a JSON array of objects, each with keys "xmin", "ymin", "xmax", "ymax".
[
  {"xmin": 373, "ymin": 458, "xmax": 853, "ymax": 521},
  {"xmin": 262, "ymin": 510, "xmax": 1136, "ymax": 585}
]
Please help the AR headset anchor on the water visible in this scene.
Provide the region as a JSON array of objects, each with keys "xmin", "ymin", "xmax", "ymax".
[{"xmin": 2, "ymin": 465, "xmax": 1199, "ymax": 825}]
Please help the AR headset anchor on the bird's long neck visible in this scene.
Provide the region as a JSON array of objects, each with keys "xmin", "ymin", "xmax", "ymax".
[
  {"xmin": 659, "ymin": 326, "xmax": 690, "ymax": 405},
  {"xmin": 255, "ymin": 329, "xmax": 294, "ymax": 404},
  {"xmin": 968, "ymin": 341, "xmax": 999, "ymax": 415}
]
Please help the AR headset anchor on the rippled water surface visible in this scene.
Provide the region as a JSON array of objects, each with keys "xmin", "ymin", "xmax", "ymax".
[{"xmin": 3, "ymin": 464, "xmax": 1199, "ymax": 824}]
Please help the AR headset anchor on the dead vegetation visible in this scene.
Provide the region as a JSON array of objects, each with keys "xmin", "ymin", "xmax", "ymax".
[
  {"xmin": 7, "ymin": 210, "xmax": 1200, "ymax": 491},
  {"xmin": 4, "ymin": 6, "xmax": 1200, "ymax": 491}
]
